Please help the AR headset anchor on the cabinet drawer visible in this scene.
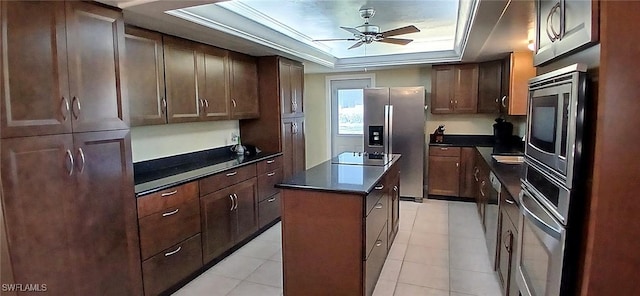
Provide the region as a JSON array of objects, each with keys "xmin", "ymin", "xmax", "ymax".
[
  {"xmin": 366, "ymin": 183, "xmax": 386, "ymax": 216},
  {"xmin": 139, "ymin": 198, "xmax": 201, "ymax": 260},
  {"xmin": 365, "ymin": 222, "xmax": 388, "ymax": 296},
  {"xmin": 257, "ymin": 155, "xmax": 282, "ymax": 174},
  {"xmin": 142, "ymin": 234, "xmax": 203, "ymax": 296},
  {"xmin": 429, "ymin": 146, "xmax": 461, "ymax": 157},
  {"xmin": 365, "ymin": 195, "xmax": 387, "ymax": 259},
  {"xmin": 502, "ymin": 190, "xmax": 520, "ymax": 231},
  {"xmin": 137, "ymin": 182, "xmax": 198, "ymax": 218},
  {"xmin": 258, "ymin": 193, "xmax": 281, "ymax": 228},
  {"xmin": 258, "ymin": 168, "xmax": 283, "ymax": 202},
  {"xmin": 199, "ymin": 164, "xmax": 256, "ymax": 196}
]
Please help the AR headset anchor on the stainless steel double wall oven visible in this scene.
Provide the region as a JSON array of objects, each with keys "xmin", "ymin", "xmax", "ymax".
[{"xmin": 517, "ymin": 64, "xmax": 589, "ymax": 296}]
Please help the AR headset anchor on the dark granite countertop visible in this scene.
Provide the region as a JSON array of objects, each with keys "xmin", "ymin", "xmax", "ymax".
[
  {"xmin": 429, "ymin": 134, "xmax": 525, "ymax": 155},
  {"xmin": 134, "ymin": 148, "xmax": 282, "ymax": 197},
  {"xmin": 275, "ymin": 154, "xmax": 401, "ymax": 195},
  {"xmin": 476, "ymin": 147, "xmax": 523, "ymax": 203}
]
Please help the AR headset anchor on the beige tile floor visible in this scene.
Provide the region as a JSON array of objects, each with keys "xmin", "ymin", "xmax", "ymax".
[{"xmin": 173, "ymin": 199, "xmax": 502, "ymax": 296}]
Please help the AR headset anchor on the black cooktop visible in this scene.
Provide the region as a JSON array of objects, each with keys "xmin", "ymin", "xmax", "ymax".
[{"xmin": 331, "ymin": 152, "xmax": 394, "ymax": 166}]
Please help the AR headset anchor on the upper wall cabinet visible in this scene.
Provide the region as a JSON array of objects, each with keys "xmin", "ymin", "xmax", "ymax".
[
  {"xmin": 163, "ymin": 36, "xmax": 202, "ymax": 124},
  {"xmin": 534, "ymin": 0, "xmax": 599, "ymax": 66},
  {"xmin": 229, "ymin": 52, "xmax": 259, "ymax": 120},
  {"xmin": 477, "ymin": 52, "xmax": 535, "ymax": 116},
  {"xmin": 125, "ymin": 27, "xmax": 166, "ymax": 126},
  {"xmin": 431, "ymin": 64, "xmax": 478, "ymax": 114},
  {"xmin": 199, "ymin": 45, "xmax": 231, "ymax": 121},
  {"xmin": 280, "ymin": 60, "xmax": 304, "ymax": 118},
  {"xmin": 477, "ymin": 60, "xmax": 503, "ymax": 114},
  {"xmin": 1, "ymin": 1, "xmax": 128, "ymax": 138}
]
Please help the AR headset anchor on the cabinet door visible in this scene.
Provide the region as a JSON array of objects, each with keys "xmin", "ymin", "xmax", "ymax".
[
  {"xmin": 282, "ymin": 119, "xmax": 295, "ymax": 180},
  {"xmin": 200, "ymin": 45, "xmax": 230, "ymax": 120},
  {"xmin": 71, "ymin": 130, "xmax": 143, "ymax": 295},
  {"xmin": 459, "ymin": 148, "xmax": 477, "ymax": 198},
  {"xmin": 453, "ymin": 64, "xmax": 479, "ymax": 113},
  {"xmin": 279, "ymin": 62, "xmax": 292, "ymax": 116},
  {"xmin": 497, "ymin": 209, "xmax": 516, "ymax": 295},
  {"xmin": 428, "ymin": 156, "xmax": 460, "ymax": 196},
  {"xmin": 201, "ymin": 188, "xmax": 235, "ymax": 263},
  {"xmin": 1, "ymin": 135, "xmax": 76, "ymax": 295},
  {"xmin": 229, "ymin": 53, "xmax": 259, "ymax": 119},
  {"xmin": 125, "ymin": 27, "xmax": 167, "ymax": 126},
  {"xmin": 431, "ymin": 66, "xmax": 454, "ymax": 113},
  {"xmin": 1, "ymin": 1, "xmax": 72, "ymax": 138},
  {"xmin": 478, "ymin": 60, "xmax": 502, "ymax": 114},
  {"xmin": 65, "ymin": 2, "xmax": 129, "ymax": 132},
  {"xmin": 290, "ymin": 63, "xmax": 304, "ymax": 116},
  {"xmin": 232, "ymin": 178, "xmax": 258, "ymax": 243},
  {"xmin": 164, "ymin": 37, "xmax": 201, "ymax": 123},
  {"xmin": 293, "ymin": 117, "xmax": 306, "ymax": 176}
]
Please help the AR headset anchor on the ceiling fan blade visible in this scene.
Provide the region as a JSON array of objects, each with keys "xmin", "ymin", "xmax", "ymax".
[
  {"xmin": 378, "ymin": 37, "xmax": 413, "ymax": 45},
  {"xmin": 313, "ymin": 38, "xmax": 358, "ymax": 42},
  {"xmin": 348, "ymin": 40, "xmax": 365, "ymax": 49},
  {"xmin": 380, "ymin": 25, "xmax": 420, "ymax": 38},
  {"xmin": 340, "ymin": 26, "xmax": 363, "ymax": 36}
]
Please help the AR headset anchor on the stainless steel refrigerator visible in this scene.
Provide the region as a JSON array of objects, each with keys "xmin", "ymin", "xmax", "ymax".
[{"xmin": 364, "ymin": 87, "xmax": 426, "ymax": 200}]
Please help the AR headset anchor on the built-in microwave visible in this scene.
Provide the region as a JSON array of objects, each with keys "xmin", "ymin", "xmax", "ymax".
[{"xmin": 525, "ymin": 64, "xmax": 587, "ymax": 189}]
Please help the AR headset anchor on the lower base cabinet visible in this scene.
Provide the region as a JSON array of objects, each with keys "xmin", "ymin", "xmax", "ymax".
[
  {"xmin": 142, "ymin": 234, "xmax": 203, "ymax": 296},
  {"xmin": 365, "ymin": 223, "xmax": 388, "ymax": 296},
  {"xmin": 258, "ymin": 193, "xmax": 281, "ymax": 228}
]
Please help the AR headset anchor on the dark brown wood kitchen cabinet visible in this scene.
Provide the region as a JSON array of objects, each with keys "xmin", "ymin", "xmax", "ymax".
[
  {"xmin": 428, "ymin": 147, "xmax": 461, "ymax": 196},
  {"xmin": 125, "ymin": 27, "xmax": 167, "ymax": 126},
  {"xmin": 497, "ymin": 189, "xmax": 520, "ymax": 296},
  {"xmin": 282, "ymin": 117, "xmax": 306, "ymax": 180},
  {"xmin": 431, "ymin": 64, "xmax": 478, "ymax": 114},
  {"xmin": 534, "ymin": 0, "xmax": 599, "ymax": 66},
  {"xmin": 229, "ymin": 52, "xmax": 259, "ymax": 119},
  {"xmin": 200, "ymin": 45, "xmax": 231, "ymax": 120},
  {"xmin": 2, "ymin": 130, "xmax": 143, "ymax": 295},
  {"xmin": 1, "ymin": 1, "xmax": 128, "ymax": 138},
  {"xmin": 201, "ymin": 177, "xmax": 258, "ymax": 263},
  {"xmin": 257, "ymin": 156, "xmax": 283, "ymax": 228},
  {"xmin": 478, "ymin": 60, "xmax": 503, "ymax": 114},
  {"xmin": 163, "ymin": 36, "xmax": 201, "ymax": 123},
  {"xmin": 459, "ymin": 147, "xmax": 477, "ymax": 198},
  {"xmin": 280, "ymin": 60, "xmax": 304, "ymax": 118}
]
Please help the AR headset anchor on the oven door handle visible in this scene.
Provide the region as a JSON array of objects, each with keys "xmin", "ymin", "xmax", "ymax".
[{"xmin": 520, "ymin": 191, "xmax": 563, "ymax": 240}]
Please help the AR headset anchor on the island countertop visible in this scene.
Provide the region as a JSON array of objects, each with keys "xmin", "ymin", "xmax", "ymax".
[{"xmin": 275, "ymin": 154, "xmax": 401, "ymax": 195}]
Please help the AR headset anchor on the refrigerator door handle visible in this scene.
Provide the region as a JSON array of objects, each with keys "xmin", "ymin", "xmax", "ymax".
[{"xmin": 385, "ymin": 105, "xmax": 393, "ymax": 155}]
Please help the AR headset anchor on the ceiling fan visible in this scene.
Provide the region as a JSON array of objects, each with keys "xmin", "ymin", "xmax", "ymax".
[{"xmin": 314, "ymin": 8, "xmax": 420, "ymax": 49}]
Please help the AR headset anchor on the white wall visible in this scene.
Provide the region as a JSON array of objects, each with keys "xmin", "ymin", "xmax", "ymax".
[
  {"xmin": 131, "ymin": 121, "xmax": 239, "ymax": 162},
  {"xmin": 304, "ymin": 65, "xmax": 508, "ymax": 168}
]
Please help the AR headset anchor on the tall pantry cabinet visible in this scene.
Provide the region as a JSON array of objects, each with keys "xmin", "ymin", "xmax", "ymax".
[
  {"xmin": 0, "ymin": 2, "xmax": 142, "ymax": 295},
  {"xmin": 241, "ymin": 57, "xmax": 305, "ymax": 180}
]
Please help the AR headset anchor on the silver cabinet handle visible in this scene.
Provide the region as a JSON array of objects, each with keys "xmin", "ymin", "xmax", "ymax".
[
  {"xmin": 473, "ymin": 167, "xmax": 479, "ymax": 181},
  {"xmin": 501, "ymin": 96, "xmax": 508, "ymax": 108},
  {"xmin": 375, "ymin": 240, "xmax": 383, "ymax": 247},
  {"xmin": 266, "ymin": 159, "xmax": 275, "ymax": 164},
  {"xmin": 480, "ymin": 181, "xmax": 486, "ymax": 197},
  {"xmin": 229, "ymin": 194, "xmax": 235, "ymax": 211},
  {"xmin": 226, "ymin": 171, "xmax": 238, "ymax": 177},
  {"xmin": 204, "ymin": 99, "xmax": 209, "ymax": 108},
  {"xmin": 456, "ymin": 162, "xmax": 459, "ymax": 168},
  {"xmin": 267, "ymin": 172, "xmax": 276, "ymax": 177},
  {"xmin": 231, "ymin": 98, "xmax": 237, "ymax": 108},
  {"xmin": 162, "ymin": 208, "xmax": 179, "ymax": 217},
  {"xmin": 161, "ymin": 190, "xmax": 178, "ymax": 197},
  {"xmin": 440, "ymin": 147, "xmax": 448, "ymax": 150},
  {"xmin": 164, "ymin": 246, "xmax": 182, "ymax": 257},
  {"xmin": 374, "ymin": 185, "xmax": 384, "ymax": 190},
  {"xmin": 71, "ymin": 96, "xmax": 81, "ymax": 119},
  {"xmin": 233, "ymin": 194, "xmax": 239, "ymax": 210},
  {"xmin": 199, "ymin": 99, "xmax": 205, "ymax": 111},
  {"xmin": 495, "ymin": 97, "xmax": 499, "ymax": 104},
  {"xmin": 267, "ymin": 197, "xmax": 276, "ymax": 202},
  {"xmin": 161, "ymin": 97, "xmax": 166, "ymax": 114},
  {"xmin": 77, "ymin": 147, "xmax": 86, "ymax": 174},
  {"xmin": 61, "ymin": 97, "xmax": 70, "ymax": 121},
  {"xmin": 505, "ymin": 199, "xmax": 515, "ymax": 205},
  {"xmin": 375, "ymin": 203, "xmax": 383, "ymax": 209},
  {"xmin": 65, "ymin": 149, "xmax": 74, "ymax": 176},
  {"xmin": 393, "ymin": 186, "xmax": 398, "ymax": 192}
]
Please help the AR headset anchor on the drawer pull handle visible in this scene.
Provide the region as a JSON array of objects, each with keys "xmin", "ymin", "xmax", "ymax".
[
  {"xmin": 440, "ymin": 147, "xmax": 448, "ymax": 150},
  {"xmin": 267, "ymin": 197, "xmax": 277, "ymax": 202},
  {"xmin": 267, "ymin": 172, "xmax": 276, "ymax": 177},
  {"xmin": 164, "ymin": 246, "xmax": 182, "ymax": 257},
  {"xmin": 375, "ymin": 203, "xmax": 383, "ymax": 209},
  {"xmin": 505, "ymin": 199, "xmax": 515, "ymax": 205},
  {"xmin": 375, "ymin": 240, "xmax": 383, "ymax": 247},
  {"xmin": 161, "ymin": 190, "xmax": 178, "ymax": 197},
  {"xmin": 266, "ymin": 159, "xmax": 275, "ymax": 164},
  {"xmin": 162, "ymin": 208, "xmax": 179, "ymax": 217},
  {"xmin": 374, "ymin": 185, "xmax": 384, "ymax": 190},
  {"xmin": 226, "ymin": 171, "xmax": 238, "ymax": 177}
]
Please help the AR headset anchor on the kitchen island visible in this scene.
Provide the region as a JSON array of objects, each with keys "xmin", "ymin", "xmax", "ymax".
[{"xmin": 275, "ymin": 154, "xmax": 401, "ymax": 296}]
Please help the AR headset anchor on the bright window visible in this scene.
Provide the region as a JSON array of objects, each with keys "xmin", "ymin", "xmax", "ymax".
[{"xmin": 337, "ymin": 89, "xmax": 363, "ymax": 135}]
